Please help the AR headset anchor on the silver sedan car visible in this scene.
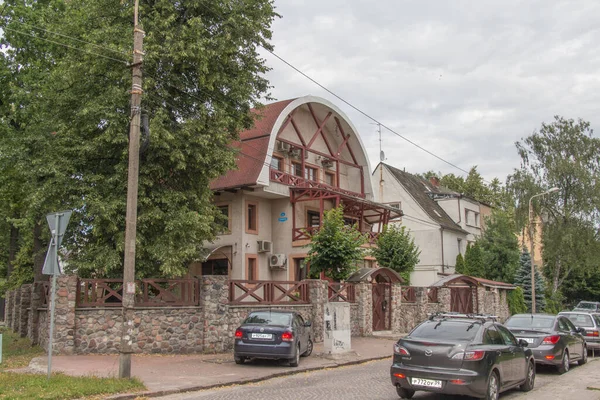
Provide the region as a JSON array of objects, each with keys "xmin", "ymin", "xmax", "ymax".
[{"xmin": 505, "ymin": 313, "xmax": 587, "ymax": 374}]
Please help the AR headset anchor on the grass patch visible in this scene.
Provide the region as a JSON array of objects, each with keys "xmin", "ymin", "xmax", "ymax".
[
  {"xmin": 0, "ymin": 328, "xmax": 44, "ymax": 370},
  {"xmin": 0, "ymin": 371, "xmax": 145, "ymax": 399},
  {"xmin": 0, "ymin": 328, "xmax": 145, "ymax": 399}
]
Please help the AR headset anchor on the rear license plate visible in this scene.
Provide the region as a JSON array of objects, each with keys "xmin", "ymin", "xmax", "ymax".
[
  {"xmin": 411, "ymin": 378, "xmax": 442, "ymax": 388},
  {"xmin": 251, "ymin": 333, "xmax": 273, "ymax": 339},
  {"xmin": 518, "ymin": 337, "xmax": 534, "ymax": 344}
]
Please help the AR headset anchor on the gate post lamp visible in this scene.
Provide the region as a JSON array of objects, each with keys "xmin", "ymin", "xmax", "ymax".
[{"xmin": 528, "ymin": 187, "xmax": 560, "ymax": 313}]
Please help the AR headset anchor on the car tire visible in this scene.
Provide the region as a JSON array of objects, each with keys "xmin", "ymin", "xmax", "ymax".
[
  {"xmin": 557, "ymin": 351, "xmax": 569, "ymax": 374},
  {"xmin": 289, "ymin": 345, "xmax": 300, "ymax": 367},
  {"xmin": 485, "ymin": 370, "xmax": 500, "ymax": 400},
  {"xmin": 578, "ymin": 346, "xmax": 588, "ymax": 365},
  {"xmin": 395, "ymin": 385, "xmax": 415, "ymax": 399},
  {"xmin": 520, "ymin": 360, "xmax": 535, "ymax": 392},
  {"xmin": 234, "ymin": 355, "xmax": 246, "ymax": 365},
  {"xmin": 302, "ymin": 339, "xmax": 313, "ymax": 357}
]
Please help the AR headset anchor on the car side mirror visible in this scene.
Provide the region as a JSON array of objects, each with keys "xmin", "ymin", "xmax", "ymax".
[
  {"xmin": 304, "ymin": 321, "xmax": 312, "ymax": 327},
  {"xmin": 518, "ymin": 339, "xmax": 529, "ymax": 347},
  {"xmin": 576, "ymin": 327, "xmax": 585, "ymax": 334}
]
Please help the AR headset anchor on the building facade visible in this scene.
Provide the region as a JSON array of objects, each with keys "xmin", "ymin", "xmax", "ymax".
[{"xmin": 191, "ymin": 96, "xmax": 401, "ymax": 281}]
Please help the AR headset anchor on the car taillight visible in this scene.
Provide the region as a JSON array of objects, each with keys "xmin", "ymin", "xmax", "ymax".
[
  {"xmin": 281, "ymin": 331, "xmax": 293, "ymax": 342},
  {"xmin": 542, "ymin": 335, "xmax": 560, "ymax": 344},
  {"xmin": 393, "ymin": 344, "xmax": 410, "ymax": 356},
  {"xmin": 452, "ymin": 350, "xmax": 485, "ymax": 361},
  {"xmin": 235, "ymin": 329, "xmax": 243, "ymax": 339},
  {"xmin": 586, "ymin": 330, "xmax": 599, "ymax": 337}
]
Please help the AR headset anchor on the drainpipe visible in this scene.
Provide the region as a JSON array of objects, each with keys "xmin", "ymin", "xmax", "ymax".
[
  {"xmin": 457, "ymin": 196, "xmax": 462, "ymax": 225},
  {"xmin": 440, "ymin": 227, "xmax": 445, "ymax": 274}
]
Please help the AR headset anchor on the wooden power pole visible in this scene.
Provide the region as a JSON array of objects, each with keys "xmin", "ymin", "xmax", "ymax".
[{"xmin": 120, "ymin": 0, "xmax": 144, "ymax": 379}]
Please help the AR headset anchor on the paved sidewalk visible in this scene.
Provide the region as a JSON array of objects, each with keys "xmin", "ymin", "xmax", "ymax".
[{"xmin": 26, "ymin": 336, "xmax": 397, "ymax": 399}]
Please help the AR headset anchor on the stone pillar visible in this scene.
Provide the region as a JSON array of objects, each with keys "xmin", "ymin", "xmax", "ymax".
[
  {"xmin": 476, "ymin": 286, "xmax": 486, "ymax": 314},
  {"xmin": 307, "ymin": 279, "xmax": 327, "ymax": 343},
  {"xmin": 390, "ymin": 283, "xmax": 402, "ymax": 334},
  {"xmin": 200, "ymin": 275, "xmax": 228, "ymax": 353},
  {"xmin": 5, "ymin": 290, "xmax": 13, "ymax": 329},
  {"xmin": 438, "ymin": 288, "xmax": 451, "ymax": 312},
  {"xmin": 28, "ymin": 283, "xmax": 43, "ymax": 344},
  {"xmin": 18, "ymin": 284, "xmax": 32, "ymax": 337},
  {"xmin": 355, "ymin": 282, "xmax": 372, "ymax": 336},
  {"xmin": 50, "ymin": 275, "xmax": 78, "ymax": 354},
  {"xmin": 13, "ymin": 289, "xmax": 21, "ymax": 332}
]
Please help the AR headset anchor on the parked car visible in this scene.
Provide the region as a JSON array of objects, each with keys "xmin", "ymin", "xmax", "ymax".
[
  {"xmin": 573, "ymin": 301, "xmax": 600, "ymax": 312},
  {"xmin": 504, "ymin": 313, "xmax": 587, "ymax": 374},
  {"xmin": 233, "ymin": 310, "xmax": 313, "ymax": 367},
  {"xmin": 390, "ymin": 313, "xmax": 535, "ymax": 400},
  {"xmin": 559, "ymin": 311, "xmax": 600, "ymax": 352}
]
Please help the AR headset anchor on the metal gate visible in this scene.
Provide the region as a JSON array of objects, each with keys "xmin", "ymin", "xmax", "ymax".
[
  {"xmin": 450, "ymin": 287, "xmax": 474, "ymax": 313},
  {"xmin": 372, "ymin": 283, "xmax": 391, "ymax": 331}
]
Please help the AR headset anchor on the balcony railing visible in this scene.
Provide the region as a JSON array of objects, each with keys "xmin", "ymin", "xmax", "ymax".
[
  {"xmin": 270, "ymin": 169, "xmax": 364, "ymax": 198},
  {"xmin": 293, "ymin": 227, "xmax": 379, "ymax": 244}
]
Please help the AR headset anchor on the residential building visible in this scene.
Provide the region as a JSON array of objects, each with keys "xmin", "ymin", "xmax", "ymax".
[
  {"xmin": 190, "ymin": 96, "xmax": 401, "ymax": 281},
  {"xmin": 372, "ymin": 163, "xmax": 490, "ymax": 286}
]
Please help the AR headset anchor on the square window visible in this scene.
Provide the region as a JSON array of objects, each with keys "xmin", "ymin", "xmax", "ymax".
[
  {"xmin": 292, "ymin": 162, "xmax": 303, "ymax": 177},
  {"xmin": 271, "ymin": 156, "xmax": 283, "ymax": 171},
  {"xmin": 304, "ymin": 166, "xmax": 317, "ymax": 182},
  {"xmin": 325, "ymin": 172, "xmax": 335, "ymax": 186},
  {"xmin": 307, "ymin": 210, "xmax": 321, "ymax": 227}
]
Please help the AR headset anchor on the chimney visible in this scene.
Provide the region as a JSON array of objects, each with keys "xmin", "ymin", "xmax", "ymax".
[{"xmin": 429, "ymin": 176, "xmax": 440, "ymax": 187}]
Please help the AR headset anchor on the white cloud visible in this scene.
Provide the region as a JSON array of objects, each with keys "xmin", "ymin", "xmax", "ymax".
[{"xmin": 263, "ymin": 0, "xmax": 600, "ymax": 182}]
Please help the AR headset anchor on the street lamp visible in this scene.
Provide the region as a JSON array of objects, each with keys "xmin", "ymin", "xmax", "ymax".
[{"xmin": 528, "ymin": 187, "xmax": 560, "ymax": 313}]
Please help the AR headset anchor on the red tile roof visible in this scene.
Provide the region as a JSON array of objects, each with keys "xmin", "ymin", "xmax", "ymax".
[{"xmin": 210, "ymin": 99, "xmax": 296, "ymax": 191}]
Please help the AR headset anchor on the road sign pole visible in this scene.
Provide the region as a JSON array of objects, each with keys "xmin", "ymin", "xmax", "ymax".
[{"xmin": 47, "ymin": 213, "xmax": 60, "ymax": 379}]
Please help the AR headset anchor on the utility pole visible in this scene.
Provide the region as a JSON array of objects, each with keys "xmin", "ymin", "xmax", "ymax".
[{"xmin": 119, "ymin": 0, "xmax": 144, "ymax": 379}]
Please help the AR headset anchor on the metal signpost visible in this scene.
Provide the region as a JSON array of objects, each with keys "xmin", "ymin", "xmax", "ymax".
[{"xmin": 42, "ymin": 210, "xmax": 72, "ymax": 379}]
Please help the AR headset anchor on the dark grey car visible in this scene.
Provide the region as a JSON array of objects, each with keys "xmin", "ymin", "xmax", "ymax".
[
  {"xmin": 505, "ymin": 314, "xmax": 587, "ymax": 374},
  {"xmin": 233, "ymin": 310, "xmax": 313, "ymax": 367},
  {"xmin": 573, "ymin": 301, "xmax": 600, "ymax": 313},
  {"xmin": 390, "ymin": 313, "xmax": 535, "ymax": 400},
  {"xmin": 559, "ymin": 311, "xmax": 600, "ymax": 352}
]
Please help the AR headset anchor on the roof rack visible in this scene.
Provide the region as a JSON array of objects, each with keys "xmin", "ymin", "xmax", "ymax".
[{"xmin": 427, "ymin": 312, "xmax": 498, "ymax": 323}]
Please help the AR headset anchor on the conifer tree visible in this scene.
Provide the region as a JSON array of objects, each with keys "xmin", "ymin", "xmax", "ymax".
[{"xmin": 514, "ymin": 249, "xmax": 545, "ymax": 312}]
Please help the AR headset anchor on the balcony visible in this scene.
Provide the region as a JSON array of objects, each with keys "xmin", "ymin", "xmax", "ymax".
[
  {"xmin": 270, "ymin": 169, "xmax": 364, "ymax": 198},
  {"xmin": 293, "ymin": 227, "xmax": 380, "ymax": 244}
]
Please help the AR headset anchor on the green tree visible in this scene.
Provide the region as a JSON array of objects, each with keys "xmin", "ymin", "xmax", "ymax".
[
  {"xmin": 454, "ymin": 253, "xmax": 466, "ymax": 274},
  {"xmin": 463, "ymin": 242, "xmax": 485, "ymax": 277},
  {"xmin": 509, "ymin": 116, "xmax": 600, "ymax": 294},
  {"xmin": 508, "ymin": 287, "xmax": 528, "ymax": 315},
  {"xmin": 0, "ymin": 0, "xmax": 277, "ymax": 279},
  {"xmin": 371, "ymin": 225, "xmax": 420, "ymax": 283},
  {"xmin": 307, "ymin": 206, "xmax": 367, "ymax": 281},
  {"xmin": 479, "ymin": 210, "xmax": 520, "ymax": 283},
  {"xmin": 514, "ymin": 249, "xmax": 545, "ymax": 312}
]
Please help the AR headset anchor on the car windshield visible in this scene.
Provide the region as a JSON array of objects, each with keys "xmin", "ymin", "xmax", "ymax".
[
  {"xmin": 410, "ymin": 320, "xmax": 479, "ymax": 341},
  {"xmin": 575, "ymin": 302, "xmax": 598, "ymax": 310},
  {"xmin": 243, "ymin": 312, "xmax": 291, "ymax": 326},
  {"xmin": 564, "ymin": 314, "xmax": 595, "ymax": 327},
  {"xmin": 505, "ymin": 315, "xmax": 554, "ymax": 329}
]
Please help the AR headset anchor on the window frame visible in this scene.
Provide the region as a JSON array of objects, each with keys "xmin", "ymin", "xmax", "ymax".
[
  {"xmin": 304, "ymin": 163, "xmax": 318, "ymax": 182},
  {"xmin": 324, "ymin": 171, "xmax": 336, "ymax": 187},
  {"xmin": 292, "ymin": 161, "xmax": 303, "ymax": 177},
  {"xmin": 246, "ymin": 254, "xmax": 258, "ymax": 281},
  {"xmin": 245, "ymin": 201, "xmax": 259, "ymax": 235},
  {"xmin": 306, "ymin": 208, "xmax": 321, "ymax": 228},
  {"xmin": 270, "ymin": 154, "xmax": 284, "ymax": 172}
]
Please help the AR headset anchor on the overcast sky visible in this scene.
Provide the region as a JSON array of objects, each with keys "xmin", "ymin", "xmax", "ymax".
[{"xmin": 260, "ymin": 0, "xmax": 600, "ymax": 182}]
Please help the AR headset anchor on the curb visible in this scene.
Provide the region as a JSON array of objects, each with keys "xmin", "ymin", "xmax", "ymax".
[{"xmin": 106, "ymin": 355, "xmax": 392, "ymax": 400}]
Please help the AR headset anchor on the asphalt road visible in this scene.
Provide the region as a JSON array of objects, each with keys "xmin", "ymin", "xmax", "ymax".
[{"xmin": 157, "ymin": 357, "xmax": 581, "ymax": 400}]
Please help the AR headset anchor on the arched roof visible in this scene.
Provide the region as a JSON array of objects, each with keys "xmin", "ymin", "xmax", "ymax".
[
  {"xmin": 346, "ymin": 267, "xmax": 404, "ymax": 283},
  {"xmin": 431, "ymin": 274, "xmax": 516, "ymax": 289},
  {"xmin": 211, "ymin": 96, "xmax": 374, "ymax": 197}
]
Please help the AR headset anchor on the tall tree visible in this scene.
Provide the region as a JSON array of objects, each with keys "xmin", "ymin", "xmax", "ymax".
[
  {"xmin": 514, "ymin": 249, "xmax": 545, "ymax": 312},
  {"xmin": 454, "ymin": 253, "xmax": 466, "ymax": 274},
  {"xmin": 463, "ymin": 242, "xmax": 485, "ymax": 278},
  {"xmin": 479, "ymin": 210, "xmax": 520, "ymax": 283},
  {"xmin": 371, "ymin": 225, "xmax": 420, "ymax": 283},
  {"xmin": 307, "ymin": 206, "xmax": 366, "ymax": 281},
  {"xmin": 0, "ymin": 0, "xmax": 277, "ymax": 279},
  {"xmin": 509, "ymin": 116, "xmax": 600, "ymax": 293}
]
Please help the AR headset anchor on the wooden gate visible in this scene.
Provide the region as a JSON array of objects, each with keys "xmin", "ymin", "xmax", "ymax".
[
  {"xmin": 450, "ymin": 287, "xmax": 474, "ymax": 313},
  {"xmin": 372, "ymin": 283, "xmax": 391, "ymax": 331}
]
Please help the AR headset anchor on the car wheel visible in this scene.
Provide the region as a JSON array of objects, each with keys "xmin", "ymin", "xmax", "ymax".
[
  {"xmin": 395, "ymin": 385, "xmax": 415, "ymax": 399},
  {"xmin": 289, "ymin": 345, "xmax": 300, "ymax": 367},
  {"xmin": 520, "ymin": 360, "xmax": 535, "ymax": 392},
  {"xmin": 234, "ymin": 355, "xmax": 246, "ymax": 365},
  {"xmin": 486, "ymin": 371, "xmax": 499, "ymax": 400},
  {"xmin": 578, "ymin": 346, "xmax": 588, "ymax": 365},
  {"xmin": 302, "ymin": 339, "xmax": 313, "ymax": 357},
  {"xmin": 557, "ymin": 351, "xmax": 569, "ymax": 374}
]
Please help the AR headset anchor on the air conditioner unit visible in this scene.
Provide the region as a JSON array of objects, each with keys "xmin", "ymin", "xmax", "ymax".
[
  {"xmin": 257, "ymin": 240, "xmax": 272, "ymax": 253},
  {"xmin": 276, "ymin": 141, "xmax": 291, "ymax": 152},
  {"xmin": 269, "ymin": 254, "xmax": 287, "ymax": 269}
]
